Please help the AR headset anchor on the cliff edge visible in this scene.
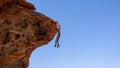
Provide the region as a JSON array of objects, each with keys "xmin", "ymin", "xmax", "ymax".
[{"xmin": 0, "ymin": 0, "xmax": 60, "ymax": 68}]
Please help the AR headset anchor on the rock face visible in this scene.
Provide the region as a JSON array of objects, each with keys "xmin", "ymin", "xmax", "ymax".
[{"xmin": 0, "ymin": 0, "xmax": 60, "ymax": 68}]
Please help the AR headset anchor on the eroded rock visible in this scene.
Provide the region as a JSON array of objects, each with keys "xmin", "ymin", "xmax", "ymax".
[{"xmin": 0, "ymin": 0, "xmax": 60, "ymax": 68}]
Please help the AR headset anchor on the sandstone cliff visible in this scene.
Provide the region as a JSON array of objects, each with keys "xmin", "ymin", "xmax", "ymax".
[{"xmin": 0, "ymin": 0, "xmax": 60, "ymax": 68}]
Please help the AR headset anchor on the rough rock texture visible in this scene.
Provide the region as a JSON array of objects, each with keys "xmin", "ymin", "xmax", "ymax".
[{"xmin": 0, "ymin": 0, "xmax": 60, "ymax": 68}]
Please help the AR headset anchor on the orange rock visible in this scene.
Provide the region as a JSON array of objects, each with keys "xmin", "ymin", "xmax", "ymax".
[
  {"xmin": 0, "ymin": 0, "xmax": 60, "ymax": 68},
  {"xmin": 0, "ymin": 0, "xmax": 35, "ymax": 10}
]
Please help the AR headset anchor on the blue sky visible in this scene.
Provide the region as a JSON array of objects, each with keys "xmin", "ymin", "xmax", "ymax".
[{"xmin": 28, "ymin": 0, "xmax": 120, "ymax": 68}]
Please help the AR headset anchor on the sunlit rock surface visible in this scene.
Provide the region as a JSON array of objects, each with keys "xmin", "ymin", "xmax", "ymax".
[{"xmin": 0, "ymin": 0, "xmax": 60, "ymax": 68}]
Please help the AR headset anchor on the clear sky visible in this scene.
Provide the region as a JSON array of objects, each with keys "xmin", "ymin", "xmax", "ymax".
[{"xmin": 28, "ymin": 0, "xmax": 120, "ymax": 68}]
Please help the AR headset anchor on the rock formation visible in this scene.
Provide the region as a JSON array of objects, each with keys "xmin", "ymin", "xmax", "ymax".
[{"xmin": 0, "ymin": 0, "xmax": 60, "ymax": 68}]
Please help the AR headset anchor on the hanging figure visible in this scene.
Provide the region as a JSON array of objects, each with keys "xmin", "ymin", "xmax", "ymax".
[{"xmin": 54, "ymin": 21, "xmax": 61, "ymax": 48}]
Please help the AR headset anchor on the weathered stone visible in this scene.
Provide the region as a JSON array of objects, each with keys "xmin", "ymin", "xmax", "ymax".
[{"xmin": 0, "ymin": 0, "xmax": 60, "ymax": 68}]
